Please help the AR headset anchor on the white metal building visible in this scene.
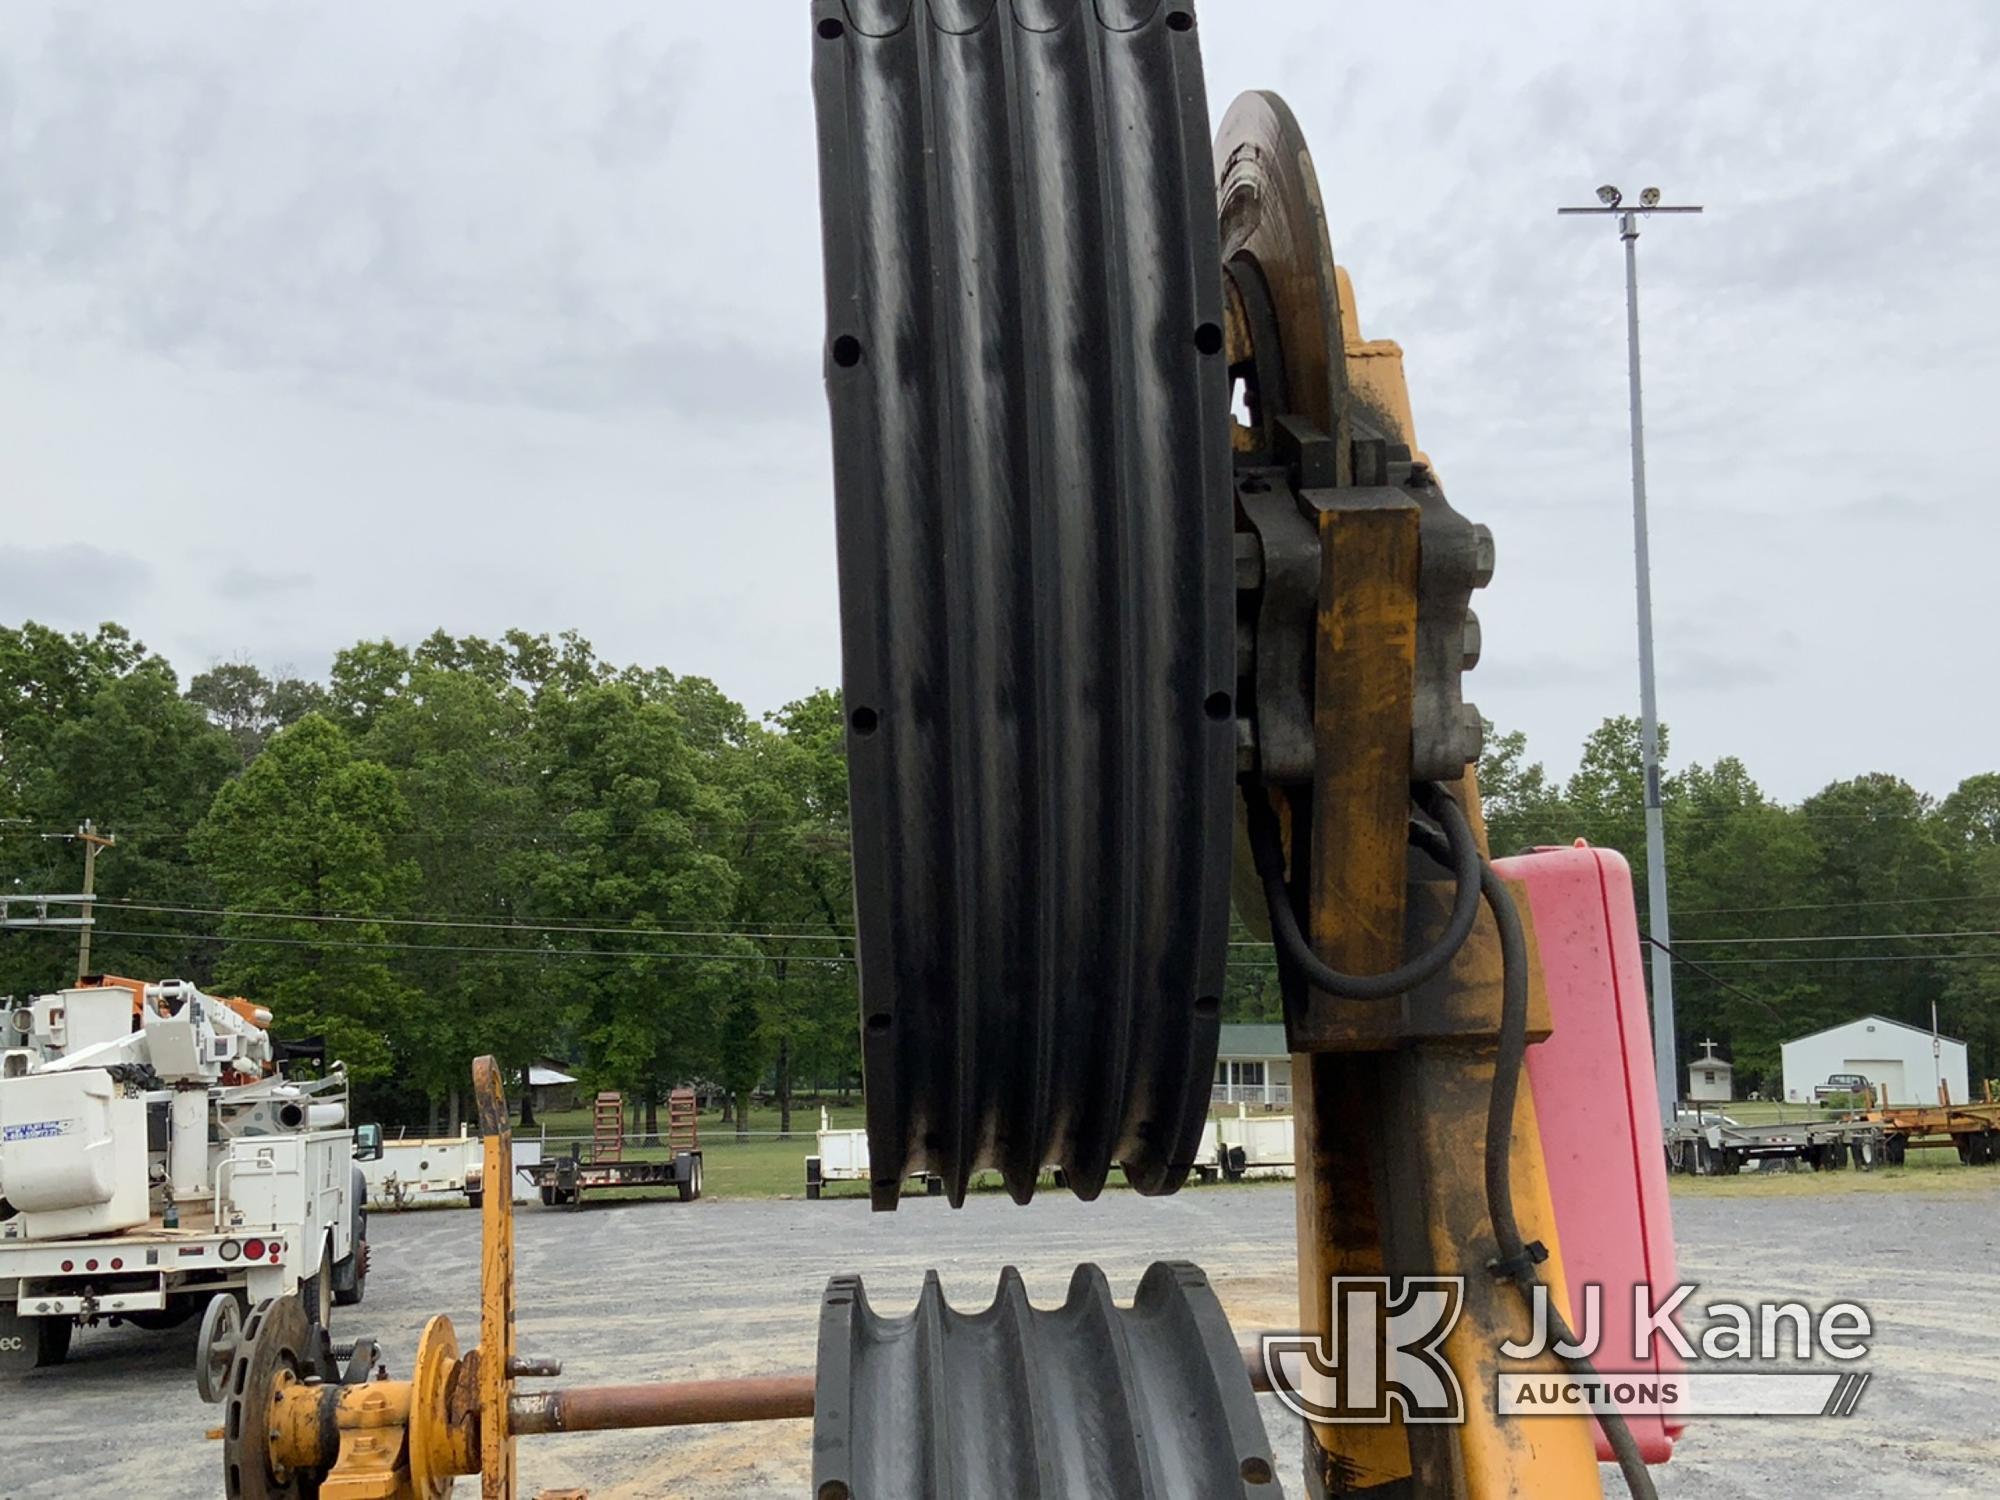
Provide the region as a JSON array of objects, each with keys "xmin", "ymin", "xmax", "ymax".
[
  {"xmin": 1213, "ymin": 1023, "xmax": 1291, "ymax": 1107},
  {"xmin": 1780, "ymin": 1015, "xmax": 1968, "ymax": 1106},
  {"xmin": 1686, "ymin": 1039, "xmax": 1733, "ymax": 1103}
]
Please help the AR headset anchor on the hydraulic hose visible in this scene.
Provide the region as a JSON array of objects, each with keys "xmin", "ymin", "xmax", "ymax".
[
  {"xmin": 1247, "ymin": 777, "xmax": 1659, "ymax": 1500},
  {"xmin": 1243, "ymin": 781, "xmax": 1482, "ymax": 1000},
  {"xmin": 1405, "ymin": 817, "xmax": 1660, "ymax": 1500}
]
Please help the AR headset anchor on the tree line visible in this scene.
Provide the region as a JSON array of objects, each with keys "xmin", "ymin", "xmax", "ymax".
[
  {"xmin": 0, "ymin": 622, "xmax": 855, "ymax": 1135},
  {"xmin": 5, "ymin": 621, "xmax": 1997, "ymax": 1115}
]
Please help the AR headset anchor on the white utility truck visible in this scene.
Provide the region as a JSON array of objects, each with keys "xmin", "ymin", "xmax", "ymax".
[{"xmin": 0, "ymin": 977, "xmax": 369, "ymax": 1373}]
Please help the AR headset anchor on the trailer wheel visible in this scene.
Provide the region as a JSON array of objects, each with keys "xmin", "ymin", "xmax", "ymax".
[
  {"xmin": 466, "ymin": 1189, "xmax": 484, "ymax": 1210},
  {"xmin": 1885, "ymin": 1134, "xmax": 1908, "ymax": 1166},
  {"xmin": 1854, "ymin": 1135, "xmax": 1877, "ymax": 1171},
  {"xmin": 540, "ymin": 1185, "xmax": 558, "ymax": 1207},
  {"xmin": 677, "ymin": 1154, "xmax": 703, "ymax": 1203}
]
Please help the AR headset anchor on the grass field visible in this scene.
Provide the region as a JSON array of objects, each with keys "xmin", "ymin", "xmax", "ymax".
[
  {"xmin": 519, "ymin": 1094, "xmax": 2000, "ymax": 1202},
  {"xmin": 518, "ymin": 1096, "xmax": 1292, "ymax": 1201}
]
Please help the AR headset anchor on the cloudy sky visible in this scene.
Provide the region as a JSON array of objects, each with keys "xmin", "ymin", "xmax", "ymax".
[{"xmin": 2, "ymin": 2, "xmax": 1995, "ymax": 802}]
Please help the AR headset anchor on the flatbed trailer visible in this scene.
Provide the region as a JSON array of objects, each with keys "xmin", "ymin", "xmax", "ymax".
[
  {"xmin": 1867, "ymin": 1100, "xmax": 2000, "ymax": 1164},
  {"xmin": 522, "ymin": 1088, "xmax": 702, "ymax": 1207},
  {"xmin": 1664, "ymin": 1115, "xmax": 1886, "ymax": 1175},
  {"xmin": 523, "ymin": 1147, "xmax": 703, "ymax": 1206}
]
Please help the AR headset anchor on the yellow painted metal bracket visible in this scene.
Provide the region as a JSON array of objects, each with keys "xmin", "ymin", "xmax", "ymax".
[{"xmin": 474, "ymin": 1055, "xmax": 520, "ymax": 1500}]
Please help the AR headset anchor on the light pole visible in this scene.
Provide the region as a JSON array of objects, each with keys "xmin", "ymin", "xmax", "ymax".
[{"xmin": 1559, "ymin": 184, "xmax": 1702, "ymax": 1126}]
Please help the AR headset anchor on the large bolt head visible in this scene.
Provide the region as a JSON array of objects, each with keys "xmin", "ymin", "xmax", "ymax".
[
  {"xmin": 1461, "ymin": 610, "xmax": 1482, "ymax": 672},
  {"xmin": 1470, "ymin": 524, "xmax": 1496, "ymax": 589}
]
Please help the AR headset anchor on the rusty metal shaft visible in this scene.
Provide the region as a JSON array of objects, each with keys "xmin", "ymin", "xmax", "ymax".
[
  {"xmin": 502, "ymin": 1347, "xmax": 1275, "ymax": 1436},
  {"xmin": 507, "ymin": 1375, "xmax": 814, "ymax": 1434}
]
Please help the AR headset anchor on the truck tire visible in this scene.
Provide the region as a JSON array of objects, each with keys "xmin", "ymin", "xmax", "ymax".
[
  {"xmin": 540, "ymin": 1184, "xmax": 558, "ymax": 1207},
  {"xmin": 300, "ymin": 1235, "xmax": 337, "ymax": 1328},
  {"xmin": 333, "ymin": 1166, "xmax": 368, "ymax": 1307},
  {"xmin": 466, "ymin": 1189, "xmax": 485, "ymax": 1209},
  {"xmin": 37, "ymin": 1314, "xmax": 71, "ymax": 1368},
  {"xmin": 334, "ymin": 1219, "xmax": 369, "ymax": 1308},
  {"xmin": 676, "ymin": 1154, "xmax": 703, "ymax": 1203}
]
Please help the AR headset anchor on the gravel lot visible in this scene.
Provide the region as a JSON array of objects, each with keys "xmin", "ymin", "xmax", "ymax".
[{"xmin": 5, "ymin": 1179, "xmax": 1996, "ymax": 1498}]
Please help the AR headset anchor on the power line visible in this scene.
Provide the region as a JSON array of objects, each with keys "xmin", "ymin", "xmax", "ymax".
[
  {"xmin": 9, "ymin": 923, "xmax": 1287, "ymax": 971},
  {"xmin": 9, "ymin": 925, "xmax": 847, "ymax": 965},
  {"xmin": 1644, "ymin": 936, "xmax": 1783, "ymax": 1022},
  {"xmin": 1677, "ymin": 892, "xmax": 1997, "ymax": 918},
  {"xmin": 1667, "ymin": 951, "xmax": 2000, "ymax": 967},
  {"xmin": 84, "ymin": 899, "xmax": 2000, "ymax": 952},
  {"xmin": 93, "ymin": 899, "xmax": 857, "ymax": 944},
  {"xmin": 1671, "ymin": 928, "xmax": 2000, "ymax": 947},
  {"xmin": 86, "ymin": 896, "xmax": 1275, "ymax": 945}
]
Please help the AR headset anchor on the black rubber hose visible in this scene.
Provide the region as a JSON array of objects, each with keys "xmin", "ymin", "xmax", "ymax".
[
  {"xmin": 1243, "ymin": 781, "xmax": 1482, "ymax": 1000},
  {"xmin": 1406, "ymin": 820, "xmax": 1659, "ymax": 1500}
]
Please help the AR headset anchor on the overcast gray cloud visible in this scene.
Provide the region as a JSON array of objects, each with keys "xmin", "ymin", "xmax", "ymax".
[
  {"xmin": 1, "ymin": 1, "xmax": 1995, "ymax": 801},
  {"xmin": 0, "ymin": 543, "xmax": 153, "ymax": 621}
]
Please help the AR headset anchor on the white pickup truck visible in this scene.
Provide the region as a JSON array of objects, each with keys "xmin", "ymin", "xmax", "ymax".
[{"xmin": 0, "ymin": 979, "xmax": 369, "ymax": 1373}]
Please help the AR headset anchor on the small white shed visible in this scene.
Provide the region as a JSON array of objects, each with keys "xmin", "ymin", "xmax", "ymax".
[
  {"xmin": 1781, "ymin": 1014, "xmax": 1968, "ymax": 1107},
  {"xmin": 1687, "ymin": 1039, "xmax": 1733, "ymax": 1103}
]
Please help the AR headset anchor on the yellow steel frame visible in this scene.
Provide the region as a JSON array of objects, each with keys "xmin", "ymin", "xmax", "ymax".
[{"xmin": 1280, "ymin": 295, "xmax": 1601, "ymax": 1500}]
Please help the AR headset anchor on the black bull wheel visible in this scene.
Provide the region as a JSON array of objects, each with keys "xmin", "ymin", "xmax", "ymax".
[{"xmin": 811, "ymin": 0, "xmax": 1238, "ymax": 1206}]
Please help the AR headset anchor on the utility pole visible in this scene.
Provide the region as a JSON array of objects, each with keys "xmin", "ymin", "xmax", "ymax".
[
  {"xmin": 73, "ymin": 819, "xmax": 117, "ymax": 980},
  {"xmin": 1559, "ymin": 185, "xmax": 1702, "ymax": 1126}
]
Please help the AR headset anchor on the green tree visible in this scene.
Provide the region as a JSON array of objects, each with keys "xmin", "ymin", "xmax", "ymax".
[
  {"xmin": 0, "ymin": 623, "xmax": 237, "ymax": 997},
  {"xmin": 1476, "ymin": 725, "xmax": 1575, "ymax": 857},
  {"xmin": 191, "ymin": 716, "xmax": 420, "ymax": 1086},
  {"xmin": 186, "ymin": 661, "xmax": 328, "ymax": 762},
  {"xmin": 522, "ymin": 680, "xmax": 746, "ymax": 1136},
  {"xmin": 354, "ymin": 645, "xmax": 550, "ymax": 1124}
]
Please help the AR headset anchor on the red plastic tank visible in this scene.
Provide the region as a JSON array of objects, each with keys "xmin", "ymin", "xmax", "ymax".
[{"xmin": 1499, "ymin": 840, "xmax": 1683, "ymax": 1463}]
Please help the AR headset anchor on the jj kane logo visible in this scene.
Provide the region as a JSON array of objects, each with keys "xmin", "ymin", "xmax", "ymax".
[{"xmin": 1263, "ymin": 1278, "xmax": 1875, "ymax": 1425}]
